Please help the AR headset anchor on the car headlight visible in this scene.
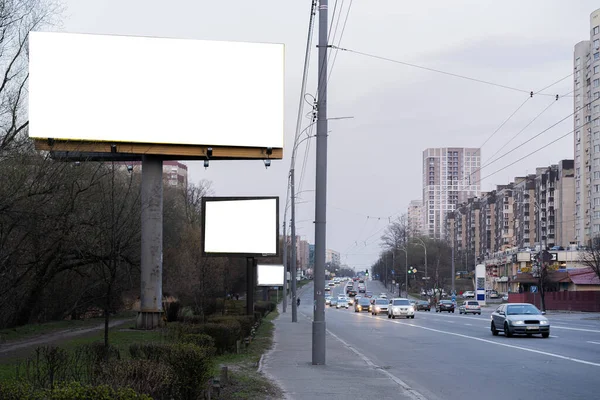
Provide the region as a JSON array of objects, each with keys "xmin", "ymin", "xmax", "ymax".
[
  {"xmin": 408, "ymin": 306, "xmax": 414, "ymax": 312},
  {"xmin": 540, "ymin": 320, "xmax": 549, "ymax": 325},
  {"xmin": 358, "ymin": 306, "xmax": 362, "ymax": 310},
  {"xmin": 375, "ymin": 307, "xmax": 380, "ymax": 311},
  {"xmin": 512, "ymin": 320, "xmax": 524, "ymax": 325}
]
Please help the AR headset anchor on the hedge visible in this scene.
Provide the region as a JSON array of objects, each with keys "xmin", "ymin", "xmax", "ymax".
[
  {"xmin": 194, "ymin": 321, "xmax": 241, "ymax": 354},
  {"xmin": 255, "ymin": 301, "xmax": 276, "ymax": 316},
  {"xmin": 0, "ymin": 381, "xmax": 151, "ymax": 400},
  {"xmin": 179, "ymin": 333, "xmax": 216, "ymax": 350},
  {"xmin": 208, "ymin": 315, "xmax": 254, "ymax": 338},
  {"xmin": 166, "ymin": 343, "xmax": 214, "ymax": 400}
]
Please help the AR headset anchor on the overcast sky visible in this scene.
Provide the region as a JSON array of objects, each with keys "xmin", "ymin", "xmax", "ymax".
[{"xmin": 60, "ymin": 0, "xmax": 599, "ymax": 270}]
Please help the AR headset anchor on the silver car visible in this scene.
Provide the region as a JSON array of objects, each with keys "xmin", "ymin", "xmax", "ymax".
[
  {"xmin": 491, "ymin": 303, "xmax": 550, "ymax": 338},
  {"xmin": 371, "ymin": 298, "xmax": 389, "ymax": 316},
  {"xmin": 459, "ymin": 300, "xmax": 481, "ymax": 315}
]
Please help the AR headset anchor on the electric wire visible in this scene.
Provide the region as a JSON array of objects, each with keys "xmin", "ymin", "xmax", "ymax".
[
  {"xmin": 328, "ymin": 0, "xmax": 353, "ymax": 82},
  {"xmin": 331, "ymin": 46, "xmax": 562, "ymax": 97},
  {"xmin": 477, "ymin": 96, "xmax": 600, "ymax": 175}
]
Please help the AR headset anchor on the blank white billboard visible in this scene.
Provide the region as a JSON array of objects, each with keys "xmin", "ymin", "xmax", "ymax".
[
  {"xmin": 29, "ymin": 32, "xmax": 284, "ymax": 149},
  {"xmin": 257, "ymin": 264, "xmax": 284, "ymax": 287},
  {"xmin": 203, "ymin": 197, "xmax": 278, "ymax": 256}
]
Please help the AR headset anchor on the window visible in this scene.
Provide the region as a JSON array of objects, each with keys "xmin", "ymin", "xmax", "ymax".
[
  {"xmin": 595, "ymin": 119, "xmax": 600, "ymax": 127},
  {"xmin": 595, "ymin": 158, "xmax": 600, "ymax": 166},
  {"xmin": 595, "ymin": 171, "xmax": 600, "ymax": 179},
  {"xmin": 595, "ymin": 131, "xmax": 600, "ymax": 140},
  {"xmin": 595, "ymin": 26, "xmax": 600, "ymax": 35},
  {"xmin": 594, "ymin": 224, "xmax": 600, "ymax": 233},
  {"xmin": 595, "ymin": 39, "xmax": 600, "ymax": 49},
  {"xmin": 577, "ymin": 130, "xmax": 581, "ymax": 140},
  {"xmin": 577, "ymin": 81, "xmax": 581, "ymax": 89},
  {"xmin": 595, "ymin": 105, "xmax": 600, "ymax": 113},
  {"xmin": 576, "ymin": 70, "xmax": 581, "ymax": 78},
  {"xmin": 576, "ymin": 57, "xmax": 581, "ymax": 66},
  {"xmin": 595, "ymin": 79, "xmax": 600, "ymax": 88},
  {"xmin": 596, "ymin": 92, "xmax": 600, "ymax": 100},
  {"xmin": 595, "ymin": 53, "xmax": 600, "ymax": 60},
  {"xmin": 594, "ymin": 198, "xmax": 600, "ymax": 206},
  {"xmin": 576, "ymin": 118, "xmax": 581, "ymax": 127},
  {"xmin": 593, "ymin": 144, "xmax": 599, "ymax": 153},
  {"xmin": 595, "ymin": 185, "xmax": 600, "ymax": 193},
  {"xmin": 596, "ymin": 65, "xmax": 600, "ymax": 74}
]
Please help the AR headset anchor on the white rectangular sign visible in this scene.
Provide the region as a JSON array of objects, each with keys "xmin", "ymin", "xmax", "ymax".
[
  {"xmin": 29, "ymin": 32, "xmax": 284, "ymax": 149},
  {"xmin": 203, "ymin": 197, "xmax": 278, "ymax": 256},
  {"xmin": 257, "ymin": 264, "xmax": 284, "ymax": 286}
]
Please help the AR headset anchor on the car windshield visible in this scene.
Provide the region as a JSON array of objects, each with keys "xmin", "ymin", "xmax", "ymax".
[
  {"xmin": 467, "ymin": 301, "xmax": 479, "ymax": 306},
  {"xmin": 506, "ymin": 304, "xmax": 541, "ymax": 315},
  {"xmin": 419, "ymin": 301, "xmax": 428, "ymax": 305},
  {"xmin": 375, "ymin": 299, "xmax": 388, "ymax": 305},
  {"xmin": 392, "ymin": 299, "xmax": 410, "ymax": 306},
  {"xmin": 440, "ymin": 300, "xmax": 452, "ymax": 304},
  {"xmin": 359, "ymin": 299, "xmax": 371, "ymax": 305}
]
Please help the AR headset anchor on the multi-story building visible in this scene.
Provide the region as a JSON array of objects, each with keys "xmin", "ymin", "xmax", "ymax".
[
  {"xmin": 422, "ymin": 147, "xmax": 481, "ymax": 240},
  {"xmin": 296, "ymin": 238, "xmax": 310, "ymax": 271},
  {"xmin": 325, "ymin": 249, "xmax": 340, "ymax": 267},
  {"xmin": 512, "ymin": 175, "xmax": 537, "ymax": 250},
  {"xmin": 407, "ymin": 200, "xmax": 424, "ymax": 236},
  {"xmin": 479, "ymin": 191, "xmax": 497, "ymax": 260},
  {"xmin": 574, "ymin": 8, "xmax": 600, "ymax": 246},
  {"xmin": 556, "ymin": 160, "xmax": 576, "ymax": 247},
  {"xmin": 495, "ymin": 184, "xmax": 514, "ymax": 251},
  {"xmin": 465, "ymin": 197, "xmax": 481, "ymax": 264},
  {"xmin": 116, "ymin": 160, "xmax": 188, "ymax": 188}
]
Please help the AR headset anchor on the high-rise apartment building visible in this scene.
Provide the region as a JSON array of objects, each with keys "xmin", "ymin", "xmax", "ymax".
[
  {"xmin": 574, "ymin": 8, "xmax": 600, "ymax": 245},
  {"xmin": 423, "ymin": 147, "xmax": 481, "ymax": 239},
  {"xmin": 407, "ymin": 200, "xmax": 424, "ymax": 236}
]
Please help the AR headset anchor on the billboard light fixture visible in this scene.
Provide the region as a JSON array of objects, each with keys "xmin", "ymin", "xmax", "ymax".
[
  {"xmin": 206, "ymin": 147, "xmax": 213, "ymax": 158},
  {"xmin": 264, "ymin": 159, "xmax": 271, "ymax": 168},
  {"xmin": 204, "ymin": 159, "xmax": 209, "ymax": 169}
]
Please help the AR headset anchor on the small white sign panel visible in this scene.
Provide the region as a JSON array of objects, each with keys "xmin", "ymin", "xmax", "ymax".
[
  {"xmin": 203, "ymin": 197, "xmax": 278, "ymax": 255},
  {"xmin": 29, "ymin": 32, "xmax": 284, "ymax": 149},
  {"xmin": 257, "ymin": 264, "xmax": 284, "ymax": 286}
]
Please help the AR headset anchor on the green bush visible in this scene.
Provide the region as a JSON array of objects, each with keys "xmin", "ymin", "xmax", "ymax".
[
  {"xmin": 165, "ymin": 343, "xmax": 214, "ymax": 400},
  {"xmin": 255, "ymin": 300, "xmax": 276, "ymax": 316},
  {"xmin": 16, "ymin": 345, "xmax": 71, "ymax": 389},
  {"xmin": 77, "ymin": 342, "xmax": 120, "ymax": 364},
  {"xmin": 0, "ymin": 381, "xmax": 151, "ymax": 400},
  {"xmin": 180, "ymin": 333, "xmax": 216, "ymax": 350},
  {"xmin": 196, "ymin": 321, "xmax": 241, "ymax": 354},
  {"xmin": 128, "ymin": 343, "xmax": 171, "ymax": 362},
  {"xmin": 253, "ymin": 311, "xmax": 263, "ymax": 324},
  {"xmin": 177, "ymin": 314, "xmax": 204, "ymax": 324},
  {"xmin": 162, "ymin": 322, "xmax": 206, "ymax": 341},
  {"xmin": 208, "ymin": 315, "xmax": 254, "ymax": 338},
  {"xmin": 98, "ymin": 359, "xmax": 173, "ymax": 399}
]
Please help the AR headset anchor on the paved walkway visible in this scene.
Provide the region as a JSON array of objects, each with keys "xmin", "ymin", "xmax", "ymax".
[{"xmin": 260, "ymin": 283, "xmax": 421, "ymax": 400}]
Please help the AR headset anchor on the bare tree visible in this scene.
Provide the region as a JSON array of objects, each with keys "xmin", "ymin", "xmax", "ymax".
[
  {"xmin": 0, "ymin": 0, "xmax": 62, "ymax": 152},
  {"xmin": 579, "ymin": 237, "xmax": 600, "ymax": 282}
]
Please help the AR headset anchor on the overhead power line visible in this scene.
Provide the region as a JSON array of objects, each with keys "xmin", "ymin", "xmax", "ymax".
[
  {"xmin": 331, "ymin": 46, "xmax": 562, "ymax": 97},
  {"xmin": 328, "ymin": 0, "xmax": 354, "ymax": 82}
]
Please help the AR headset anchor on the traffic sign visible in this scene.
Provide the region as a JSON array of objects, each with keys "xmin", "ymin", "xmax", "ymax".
[
  {"xmin": 422, "ymin": 277, "xmax": 431, "ymax": 280},
  {"xmin": 530, "ymin": 285, "xmax": 538, "ymax": 293}
]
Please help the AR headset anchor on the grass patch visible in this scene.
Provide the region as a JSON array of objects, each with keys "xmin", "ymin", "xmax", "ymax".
[
  {"xmin": 213, "ymin": 310, "xmax": 282, "ymax": 399},
  {"xmin": 0, "ymin": 311, "xmax": 137, "ymax": 344}
]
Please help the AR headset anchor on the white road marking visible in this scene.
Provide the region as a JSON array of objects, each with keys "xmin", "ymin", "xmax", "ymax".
[
  {"xmin": 326, "ymin": 328, "xmax": 428, "ymax": 400},
  {"xmin": 587, "ymin": 341, "xmax": 600, "ymax": 345},
  {"xmin": 377, "ymin": 316, "xmax": 600, "ymax": 367},
  {"xmin": 464, "ymin": 323, "xmax": 473, "ymax": 326}
]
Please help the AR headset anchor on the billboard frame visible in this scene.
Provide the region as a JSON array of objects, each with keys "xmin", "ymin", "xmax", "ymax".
[{"xmin": 201, "ymin": 196, "xmax": 280, "ymax": 258}]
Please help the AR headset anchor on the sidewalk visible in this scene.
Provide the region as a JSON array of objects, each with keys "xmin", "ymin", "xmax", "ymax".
[{"xmin": 260, "ymin": 286, "xmax": 420, "ymax": 400}]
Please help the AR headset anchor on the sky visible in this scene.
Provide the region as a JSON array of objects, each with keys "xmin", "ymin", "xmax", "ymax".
[{"xmin": 59, "ymin": 0, "xmax": 599, "ymax": 270}]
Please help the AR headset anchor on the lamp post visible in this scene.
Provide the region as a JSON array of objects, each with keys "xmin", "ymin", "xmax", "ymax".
[
  {"xmin": 412, "ymin": 237, "xmax": 428, "ymax": 292},
  {"xmin": 398, "ymin": 246, "xmax": 408, "ymax": 297}
]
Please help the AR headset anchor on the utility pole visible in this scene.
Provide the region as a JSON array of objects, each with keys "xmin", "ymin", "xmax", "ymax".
[
  {"xmin": 282, "ymin": 213, "xmax": 288, "ymax": 313},
  {"xmin": 451, "ymin": 240, "xmax": 455, "ymax": 294},
  {"xmin": 291, "ymin": 169, "xmax": 298, "ymax": 322},
  {"xmin": 312, "ymin": 0, "xmax": 328, "ymax": 366}
]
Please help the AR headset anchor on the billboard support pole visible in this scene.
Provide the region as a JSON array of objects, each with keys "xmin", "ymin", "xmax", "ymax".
[
  {"xmin": 313, "ymin": 0, "xmax": 328, "ymax": 365},
  {"xmin": 246, "ymin": 257, "xmax": 256, "ymax": 316},
  {"xmin": 136, "ymin": 155, "xmax": 164, "ymax": 329}
]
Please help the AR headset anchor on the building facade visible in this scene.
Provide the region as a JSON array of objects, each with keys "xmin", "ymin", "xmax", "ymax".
[
  {"xmin": 407, "ymin": 199, "xmax": 424, "ymax": 236},
  {"xmin": 423, "ymin": 147, "xmax": 481, "ymax": 240},
  {"xmin": 574, "ymin": 8, "xmax": 600, "ymax": 245}
]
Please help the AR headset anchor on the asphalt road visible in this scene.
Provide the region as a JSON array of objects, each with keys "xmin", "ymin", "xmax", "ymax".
[{"xmin": 308, "ymin": 279, "xmax": 600, "ymax": 400}]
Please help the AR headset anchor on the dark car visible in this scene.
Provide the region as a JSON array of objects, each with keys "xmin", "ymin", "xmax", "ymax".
[
  {"xmin": 436, "ymin": 300, "xmax": 455, "ymax": 313},
  {"xmin": 355, "ymin": 298, "xmax": 371, "ymax": 312},
  {"xmin": 416, "ymin": 300, "xmax": 431, "ymax": 311},
  {"xmin": 348, "ymin": 289, "xmax": 357, "ymax": 297},
  {"xmin": 365, "ymin": 291, "xmax": 373, "ymax": 298}
]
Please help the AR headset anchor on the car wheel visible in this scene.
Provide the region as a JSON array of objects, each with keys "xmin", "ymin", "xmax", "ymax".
[
  {"xmin": 452, "ymin": 310, "xmax": 455, "ymax": 313},
  {"xmin": 392, "ymin": 315, "xmax": 395, "ymax": 319},
  {"xmin": 411, "ymin": 315, "xmax": 415, "ymax": 319},
  {"xmin": 504, "ymin": 322, "xmax": 512, "ymax": 337},
  {"xmin": 491, "ymin": 322, "xmax": 499, "ymax": 336},
  {"xmin": 478, "ymin": 313, "xmax": 481, "ymax": 315},
  {"xmin": 542, "ymin": 332, "xmax": 550, "ymax": 338}
]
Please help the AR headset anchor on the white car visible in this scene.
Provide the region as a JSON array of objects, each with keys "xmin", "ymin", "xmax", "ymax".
[
  {"xmin": 462, "ymin": 291, "xmax": 475, "ymax": 299},
  {"xmin": 336, "ymin": 297, "xmax": 349, "ymax": 309},
  {"xmin": 325, "ymin": 296, "xmax": 332, "ymax": 305},
  {"xmin": 379, "ymin": 293, "xmax": 388, "ymax": 299},
  {"xmin": 388, "ymin": 298, "xmax": 415, "ymax": 319}
]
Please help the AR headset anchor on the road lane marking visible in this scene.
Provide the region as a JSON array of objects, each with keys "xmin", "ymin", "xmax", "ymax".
[
  {"xmin": 464, "ymin": 323, "xmax": 473, "ymax": 326},
  {"xmin": 301, "ymin": 312, "xmax": 428, "ymax": 400},
  {"xmin": 379, "ymin": 317, "xmax": 600, "ymax": 367},
  {"xmin": 588, "ymin": 341, "xmax": 600, "ymax": 345}
]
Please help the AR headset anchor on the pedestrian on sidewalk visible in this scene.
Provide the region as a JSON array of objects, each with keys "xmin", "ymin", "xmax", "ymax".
[{"xmin": 297, "ymin": 298, "xmax": 300, "ymax": 306}]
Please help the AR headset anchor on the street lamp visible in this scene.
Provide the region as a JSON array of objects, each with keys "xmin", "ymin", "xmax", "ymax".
[
  {"xmin": 411, "ymin": 237, "xmax": 428, "ymax": 279},
  {"xmin": 398, "ymin": 246, "xmax": 408, "ymax": 297}
]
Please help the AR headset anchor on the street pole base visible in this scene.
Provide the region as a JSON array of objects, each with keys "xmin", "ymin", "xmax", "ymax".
[
  {"xmin": 312, "ymin": 320, "xmax": 326, "ymax": 365},
  {"xmin": 135, "ymin": 311, "xmax": 164, "ymax": 329}
]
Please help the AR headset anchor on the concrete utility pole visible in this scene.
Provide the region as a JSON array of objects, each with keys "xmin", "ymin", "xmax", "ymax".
[
  {"xmin": 282, "ymin": 212, "xmax": 288, "ymax": 313},
  {"xmin": 313, "ymin": 0, "xmax": 328, "ymax": 366},
  {"xmin": 291, "ymin": 168, "xmax": 298, "ymax": 322},
  {"xmin": 451, "ymin": 241, "xmax": 455, "ymax": 294},
  {"xmin": 136, "ymin": 155, "xmax": 164, "ymax": 329}
]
